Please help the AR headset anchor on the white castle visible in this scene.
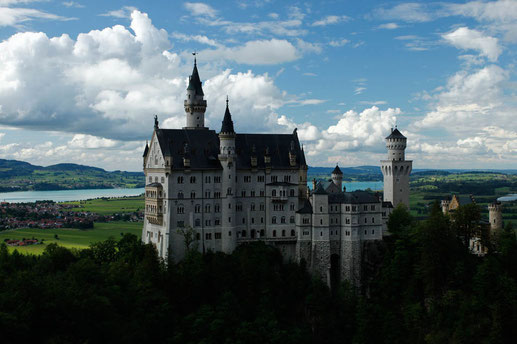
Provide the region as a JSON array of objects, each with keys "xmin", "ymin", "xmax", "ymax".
[{"xmin": 142, "ymin": 61, "xmax": 412, "ymax": 285}]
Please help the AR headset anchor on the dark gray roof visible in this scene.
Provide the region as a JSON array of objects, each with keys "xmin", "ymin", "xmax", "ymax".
[
  {"xmin": 458, "ymin": 195, "xmax": 475, "ymax": 205},
  {"xmin": 328, "ymin": 190, "xmax": 380, "ymax": 204},
  {"xmin": 313, "ymin": 182, "xmax": 328, "ymax": 195},
  {"xmin": 142, "ymin": 142, "xmax": 149, "ymax": 157},
  {"xmin": 220, "ymin": 101, "xmax": 235, "ymax": 133},
  {"xmin": 187, "ymin": 62, "xmax": 204, "ymax": 96},
  {"xmin": 325, "ymin": 182, "xmax": 341, "ymax": 194},
  {"xmin": 332, "ymin": 165, "xmax": 343, "ymax": 175},
  {"xmin": 382, "ymin": 201, "xmax": 393, "ymax": 208},
  {"xmin": 386, "ymin": 128, "xmax": 406, "ymax": 140},
  {"xmin": 146, "ymin": 182, "xmax": 162, "ymax": 187},
  {"xmin": 153, "ymin": 129, "xmax": 305, "ymax": 170},
  {"xmin": 296, "ymin": 199, "xmax": 313, "ymax": 214}
]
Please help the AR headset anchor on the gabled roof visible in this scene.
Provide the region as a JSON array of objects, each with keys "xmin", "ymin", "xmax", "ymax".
[
  {"xmin": 386, "ymin": 128, "xmax": 406, "ymax": 140},
  {"xmin": 313, "ymin": 182, "xmax": 328, "ymax": 195},
  {"xmin": 142, "ymin": 142, "xmax": 149, "ymax": 157},
  {"xmin": 296, "ymin": 199, "xmax": 313, "ymax": 214},
  {"xmin": 220, "ymin": 100, "xmax": 235, "ymax": 134},
  {"xmin": 187, "ymin": 61, "xmax": 204, "ymax": 96},
  {"xmin": 332, "ymin": 165, "xmax": 343, "ymax": 175}
]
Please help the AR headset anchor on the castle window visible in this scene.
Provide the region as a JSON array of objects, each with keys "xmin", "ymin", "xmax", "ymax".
[
  {"xmin": 346, "ymin": 218, "xmax": 350, "ymax": 224},
  {"xmin": 205, "ymin": 204, "xmax": 211, "ymax": 213},
  {"xmin": 177, "ymin": 176, "xmax": 184, "ymax": 184},
  {"xmin": 303, "ymin": 217, "xmax": 310, "ymax": 224},
  {"xmin": 215, "ymin": 218, "xmax": 220, "ymax": 225},
  {"xmin": 195, "ymin": 219, "xmax": 201, "ymax": 227},
  {"xmin": 271, "ymin": 176, "xmax": 278, "ymax": 182},
  {"xmin": 273, "ymin": 230, "xmax": 277, "ymax": 237},
  {"xmin": 178, "ymin": 192, "xmax": 184, "ymax": 199},
  {"xmin": 346, "ymin": 206, "xmax": 350, "ymax": 211},
  {"xmin": 364, "ymin": 218, "xmax": 367, "ymax": 223},
  {"xmin": 196, "ymin": 233, "xmax": 200, "ymax": 240},
  {"xmin": 260, "ymin": 203, "xmax": 265, "ymax": 211},
  {"xmin": 236, "ymin": 204, "xmax": 242, "ymax": 211},
  {"xmin": 290, "ymin": 203, "xmax": 295, "ymax": 211},
  {"xmin": 195, "ymin": 204, "xmax": 201, "ymax": 213},
  {"xmin": 191, "ymin": 191, "xmax": 196, "ymax": 198},
  {"xmin": 215, "ymin": 204, "xmax": 220, "ymax": 213},
  {"xmin": 251, "ymin": 230, "xmax": 255, "ymax": 238},
  {"xmin": 205, "ymin": 233, "xmax": 212, "ymax": 240},
  {"xmin": 227, "ymin": 188, "xmax": 232, "ymax": 195},
  {"xmin": 257, "ymin": 176, "xmax": 264, "ymax": 182},
  {"xmin": 190, "ymin": 176, "xmax": 196, "ymax": 184},
  {"xmin": 228, "ymin": 203, "xmax": 231, "ymax": 209},
  {"xmin": 205, "ymin": 191, "xmax": 211, "ymax": 198},
  {"xmin": 364, "ymin": 205, "xmax": 368, "ymax": 211},
  {"xmin": 149, "ymin": 176, "xmax": 152, "ymax": 182},
  {"xmin": 251, "ymin": 190, "xmax": 256, "ymax": 197},
  {"xmin": 242, "ymin": 218, "xmax": 245, "ymax": 224},
  {"xmin": 372, "ymin": 217, "xmax": 375, "ymax": 223},
  {"xmin": 214, "ymin": 233, "xmax": 221, "ymax": 239},
  {"xmin": 272, "ymin": 216, "xmax": 277, "ymax": 224},
  {"xmin": 320, "ymin": 219, "xmax": 323, "ymax": 225},
  {"xmin": 289, "ymin": 189, "xmax": 295, "ymax": 197},
  {"xmin": 260, "ymin": 229, "xmax": 265, "ymax": 237},
  {"xmin": 272, "ymin": 190, "xmax": 277, "ymax": 197},
  {"xmin": 214, "ymin": 192, "xmax": 221, "ymax": 198},
  {"xmin": 320, "ymin": 231, "xmax": 323, "ymax": 237},
  {"xmin": 371, "ymin": 205, "xmax": 375, "ymax": 211},
  {"xmin": 244, "ymin": 176, "xmax": 251, "ymax": 183},
  {"xmin": 260, "ymin": 190, "xmax": 265, "ymax": 196},
  {"xmin": 228, "ymin": 231, "xmax": 231, "ymax": 236},
  {"xmin": 290, "ymin": 216, "xmax": 295, "ymax": 224},
  {"xmin": 282, "ymin": 230, "xmax": 286, "ymax": 237},
  {"xmin": 364, "ymin": 230, "xmax": 367, "ymax": 235},
  {"xmin": 205, "ymin": 219, "xmax": 211, "ymax": 226},
  {"xmin": 251, "ymin": 203, "xmax": 256, "ymax": 211},
  {"xmin": 242, "ymin": 230, "xmax": 246, "ymax": 237},
  {"xmin": 251, "ymin": 217, "xmax": 255, "ymax": 224},
  {"xmin": 284, "ymin": 175, "xmax": 291, "ymax": 182},
  {"xmin": 205, "ymin": 176, "xmax": 211, "ymax": 183},
  {"xmin": 372, "ymin": 230, "xmax": 375, "ymax": 235},
  {"xmin": 214, "ymin": 176, "xmax": 221, "ymax": 183},
  {"xmin": 281, "ymin": 216, "xmax": 286, "ymax": 224},
  {"xmin": 261, "ymin": 217, "xmax": 264, "ymax": 224},
  {"xmin": 241, "ymin": 190, "xmax": 246, "ymax": 197},
  {"xmin": 320, "ymin": 206, "xmax": 323, "ymax": 212},
  {"xmin": 161, "ymin": 177, "xmax": 164, "ymax": 183},
  {"xmin": 177, "ymin": 206, "xmax": 184, "ymax": 214},
  {"xmin": 291, "ymin": 229, "xmax": 295, "ymax": 237},
  {"xmin": 228, "ymin": 217, "xmax": 231, "ymax": 223}
]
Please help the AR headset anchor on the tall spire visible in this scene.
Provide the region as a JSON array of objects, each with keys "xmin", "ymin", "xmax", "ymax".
[
  {"xmin": 187, "ymin": 54, "xmax": 204, "ymax": 96},
  {"xmin": 220, "ymin": 96, "xmax": 235, "ymax": 134}
]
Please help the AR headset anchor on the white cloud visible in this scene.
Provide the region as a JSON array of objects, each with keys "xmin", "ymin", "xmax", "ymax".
[
  {"xmin": 375, "ymin": 3, "xmax": 435, "ymax": 23},
  {"xmin": 377, "ymin": 22, "xmax": 399, "ymax": 29},
  {"xmin": 198, "ymin": 39, "xmax": 300, "ymax": 65},
  {"xmin": 312, "ymin": 15, "xmax": 349, "ymax": 26},
  {"xmin": 329, "ymin": 38, "xmax": 349, "ymax": 47},
  {"xmin": 0, "ymin": 6, "xmax": 73, "ymax": 27},
  {"xmin": 354, "ymin": 87, "xmax": 366, "ymax": 95},
  {"xmin": 171, "ymin": 32, "xmax": 220, "ymax": 47},
  {"xmin": 62, "ymin": 1, "xmax": 84, "ymax": 8},
  {"xmin": 442, "ymin": 27, "xmax": 501, "ymax": 62},
  {"xmin": 184, "ymin": 2, "xmax": 217, "ymax": 18},
  {"xmin": 295, "ymin": 38, "xmax": 322, "ymax": 54},
  {"xmin": 69, "ymin": 134, "xmax": 117, "ymax": 149},
  {"xmin": 99, "ymin": 6, "xmax": 137, "ymax": 19},
  {"xmin": 0, "ymin": 132, "xmax": 4, "ymax": 140}
]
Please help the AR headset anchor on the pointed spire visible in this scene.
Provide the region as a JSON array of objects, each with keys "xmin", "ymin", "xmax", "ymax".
[
  {"xmin": 220, "ymin": 96, "xmax": 235, "ymax": 134},
  {"xmin": 332, "ymin": 164, "xmax": 343, "ymax": 175},
  {"xmin": 187, "ymin": 55, "xmax": 204, "ymax": 96},
  {"xmin": 143, "ymin": 141, "xmax": 149, "ymax": 157}
]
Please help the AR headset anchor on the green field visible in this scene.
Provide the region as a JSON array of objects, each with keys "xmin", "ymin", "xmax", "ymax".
[
  {"xmin": 0, "ymin": 221, "xmax": 142, "ymax": 254},
  {"xmin": 64, "ymin": 196, "xmax": 144, "ymax": 215}
]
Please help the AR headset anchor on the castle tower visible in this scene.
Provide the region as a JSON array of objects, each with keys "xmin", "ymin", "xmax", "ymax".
[
  {"xmin": 381, "ymin": 128, "xmax": 412, "ymax": 208},
  {"xmin": 311, "ymin": 183, "xmax": 331, "ymax": 284},
  {"xmin": 218, "ymin": 98, "xmax": 237, "ymax": 253},
  {"xmin": 184, "ymin": 58, "xmax": 207, "ymax": 129},
  {"xmin": 441, "ymin": 199, "xmax": 450, "ymax": 214},
  {"xmin": 331, "ymin": 165, "xmax": 343, "ymax": 188},
  {"xmin": 488, "ymin": 202, "xmax": 503, "ymax": 232}
]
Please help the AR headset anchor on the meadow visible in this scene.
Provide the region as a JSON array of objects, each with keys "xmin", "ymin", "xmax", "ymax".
[
  {"xmin": 64, "ymin": 195, "xmax": 144, "ymax": 215},
  {"xmin": 0, "ymin": 221, "xmax": 142, "ymax": 254}
]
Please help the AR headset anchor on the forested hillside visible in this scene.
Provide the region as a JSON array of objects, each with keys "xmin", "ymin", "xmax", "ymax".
[
  {"xmin": 0, "ymin": 159, "xmax": 144, "ymax": 192},
  {"xmin": 0, "ymin": 203, "xmax": 516, "ymax": 343}
]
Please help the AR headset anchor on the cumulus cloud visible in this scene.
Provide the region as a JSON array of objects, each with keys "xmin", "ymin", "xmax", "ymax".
[
  {"xmin": 329, "ymin": 38, "xmax": 349, "ymax": 47},
  {"xmin": 442, "ymin": 27, "xmax": 502, "ymax": 62},
  {"xmin": 198, "ymin": 39, "xmax": 300, "ymax": 65},
  {"xmin": 68, "ymin": 134, "xmax": 118, "ymax": 149},
  {"xmin": 312, "ymin": 15, "xmax": 350, "ymax": 26},
  {"xmin": 184, "ymin": 2, "xmax": 217, "ymax": 18}
]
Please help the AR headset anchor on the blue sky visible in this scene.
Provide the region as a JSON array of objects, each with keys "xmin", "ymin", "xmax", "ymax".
[{"xmin": 0, "ymin": 0, "xmax": 516, "ymax": 171}]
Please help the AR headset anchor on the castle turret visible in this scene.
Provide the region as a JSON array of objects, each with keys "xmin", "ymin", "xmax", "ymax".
[
  {"xmin": 184, "ymin": 58, "xmax": 207, "ymax": 129},
  {"xmin": 218, "ymin": 98, "xmax": 237, "ymax": 253},
  {"xmin": 441, "ymin": 199, "xmax": 450, "ymax": 214},
  {"xmin": 488, "ymin": 201, "xmax": 503, "ymax": 232},
  {"xmin": 331, "ymin": 165, "xmax": 343, "ymax": 188},
  {"xmin": 381, "ymin": 127, "xmax": 412, "ymax": 208}
]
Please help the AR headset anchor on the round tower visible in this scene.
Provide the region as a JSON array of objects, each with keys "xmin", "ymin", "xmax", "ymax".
[
  {"xmin": 331, "ymin": 165, "xmax": 343, "ymax": 188},
  {"xmin": 441, "ymin": 199, "xmax": 450, "ymax": 214},
  {"xmin": 488, "ymin": 201, "xmax": 503, "ymax": 232},
  {"xmin": 184, "ymin": 58, "xmax": 207, "ymax": 129},
  {"xmin": 386, "ymin": 127, "xmax": 407, "ymax": 161},
  {"xmin": 218, "ymin": 97, "xmax": 237, "ymax": 253}
]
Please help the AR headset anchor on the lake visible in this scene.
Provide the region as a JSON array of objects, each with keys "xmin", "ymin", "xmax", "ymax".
[
  {"xmin": 497, "ymin": 194, "xmax": 517, "ymax": 202},
  {"xmin": 0, "ymin": 188, "xmax": 145, "ymax": 203},
  {"xmin": 0, "ymin": 181, "xmax": 383, "ymax": 203}
]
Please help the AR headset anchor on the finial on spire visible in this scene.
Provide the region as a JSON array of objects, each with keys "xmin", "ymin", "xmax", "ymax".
[
  {"xmin": 226, "ymin": 95, "xmax": 229, "ymax": 106},
  {"xmin": 154, "ymin": 115, "xmax": 159, "ymax": 129},
  {"xmin": 192, "ymin": 51, "xmax": 197, "ymax": 65}
]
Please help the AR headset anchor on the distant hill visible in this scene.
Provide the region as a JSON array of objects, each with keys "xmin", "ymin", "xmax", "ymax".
[{"xmin": 0, "ymin": 159, "xmax": 144, "ymax": 192}]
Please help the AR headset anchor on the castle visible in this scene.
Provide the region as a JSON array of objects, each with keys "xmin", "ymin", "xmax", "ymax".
[{"xmin": 142, "ymin": 61, "xmax": 412, "ymax": 285}]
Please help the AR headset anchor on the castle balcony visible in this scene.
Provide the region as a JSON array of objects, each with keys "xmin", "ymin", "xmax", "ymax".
[
  {"xmin": 146, "ymin": 214, "xmax": 163, "ymax": 226},
  {"xmin": 271, "ymin": 195, "xmax": 289, "ymax": 202}
]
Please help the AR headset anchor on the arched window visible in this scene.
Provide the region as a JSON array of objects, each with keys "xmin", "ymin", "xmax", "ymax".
[
  {"xmin": 260, "ymin": 229, "xmax": 265, "ymax": 237},
  {"xmin": 177, "ymin": 176, "xmax": 184, "ymax": 184},
  {"xmin": 272, "ymin": 189, "xmax": 277, "ymax": 197},
  {"xmin": 251, "ymin": 230, "xmax": 255, "ymax": 238},
  {"xmin": 190, "ymin": 176, "xmax": 196, "ymax": 184},
  {"xmin": 191, "ymin": 191, "xmax": 196, "ymax": 198},
  {"xmin": 291, "ymin": 229, "xmax": 295, "ymax": 237},
  {"xmin": 290, "ymin": 216, "xmax": 295, "ymax": 224},
  {"xmin": 195, "ymin": 219, "xmax": 200, "ymax": 227},
  {"xmin": 178, "ymin": 192, "xmax": 184, "ymax": 199},
  {"xmin": 227, "ymin": 188, "xmax": 232, "ymax": 195},
  {"xmin": 272, "ymin": 216, "xmax": 277, "ymax": 224},
  {"xmin": 177, "ymin": 206, "xmax": 184, "ymax": 214},
  {"xmin": 320, "ymin": 219, "xmax": 323, "ymax": 225},
  {"xmin": 242, "ymin": 230, "xmax": 246, "ymax": 237},
  {"xmin": 273, "ymin": 230, "xmax": 277, "ymax": 237},
  {"xmin": 281, "ymin": 216, "xmax": 286, "ymax": 224},
  {"xmin": 282, "ymin": 230, "xmax": 286, "ymax": 237},
  {"xmin": 148, "ymin": 176, "xmax": 152, "ymax": 182},
  {"xmin": 289, "ymin": 189, "xmax": 295, "ymax": 197}
]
